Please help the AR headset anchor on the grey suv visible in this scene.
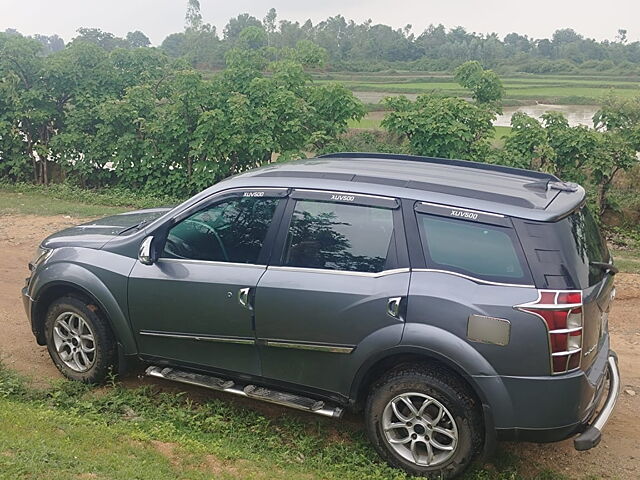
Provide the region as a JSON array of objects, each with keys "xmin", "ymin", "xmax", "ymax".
[{"xmin": 23, "ymin": 153, "xmax": 620, "ymax": 478}]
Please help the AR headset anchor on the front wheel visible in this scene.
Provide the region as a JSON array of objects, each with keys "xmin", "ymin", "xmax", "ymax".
[
  {"xmin": 44, "ymin": 296, "xmax": 118, "ymax": 383},
  {"xmin": 365, "ymin": 364, "xmax": 483, "ymax": 478}
]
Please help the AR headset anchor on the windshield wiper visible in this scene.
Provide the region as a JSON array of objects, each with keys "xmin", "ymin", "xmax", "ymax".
[
  {"xmin": 590, "ymin": 261, "xmax": 619, "ymax": 275},
  {"xmin": 118, "ymin": 220, "xmax": 149, "ymax": 236}
]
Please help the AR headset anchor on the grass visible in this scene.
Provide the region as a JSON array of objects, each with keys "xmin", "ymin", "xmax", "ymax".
[
  {"xmin": 347, "ymin": 113, "xmax": 512, "ymax": 146},
  {"xmin": 608, "ymin": 227, "xmax": 640, "ymax": 274},
  {"xmin": 493, "ymin": 126, "xmax": 512, "ymax": 147},
  {"xmin": 0, "ymin": 183, "xmax": 183, "ymax": 218},
  {"xmin": 316, "ymin": 72, "xmax": 640, "ymax": 105},
  {"xmin": 613, "ymin": 254, "xmax": 640, "ymax": 274},
  {"xmin": 0, "ymin": 190, "xmax": 128, "ymax": 217},
  {"xmin": 611, "ymin": 245, "xmax": 640, "ymax": 274},
  {"xmin": 0, "ymin": 362, "xmax": 571, "ymax": 480},
  {"xmin": 348, "ymin": 116, "xmax": 384, "ymax": 129}
]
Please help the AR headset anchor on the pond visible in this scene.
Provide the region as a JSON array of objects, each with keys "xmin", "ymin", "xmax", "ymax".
[
  {"xmin": 353, "ymin": 92, "xmax": 600, "ymax": 128},
  {"xmin": 495, "ymin": 104, "xmax": 599, "ymax": 128}
]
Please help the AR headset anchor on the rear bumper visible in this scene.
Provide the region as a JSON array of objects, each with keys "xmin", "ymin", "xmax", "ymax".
[
  {"xmin": 573, "ymin": 352, "xmax": 620, "ymax": 450},
  {"xmin": 476, "ymin": 340, "xmax": 617, "ymax": 446}
]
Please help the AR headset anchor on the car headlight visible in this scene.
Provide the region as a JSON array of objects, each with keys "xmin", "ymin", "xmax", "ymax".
[{"xmin": 29, "ymin": 246, "xmax": 53, "ymax": 271}]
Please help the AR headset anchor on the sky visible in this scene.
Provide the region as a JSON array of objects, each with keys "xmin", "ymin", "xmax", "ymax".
[{"xmin": 1, "ymin": 0, "xmax": 638, "ymax": 45}]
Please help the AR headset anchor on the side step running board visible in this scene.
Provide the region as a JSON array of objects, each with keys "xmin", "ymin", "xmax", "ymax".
[{"xmin": 145, "ymin": 366, "xmax": 344, "ymax": 419}]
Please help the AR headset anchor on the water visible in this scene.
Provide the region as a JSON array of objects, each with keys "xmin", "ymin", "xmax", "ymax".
[
  {"xmin": 495, "ymin": 104, "xmax": 599, "ymax": 128},
  {"xmin": 353, "ymin": 92, "xmax": 599, "ymax": 128}
]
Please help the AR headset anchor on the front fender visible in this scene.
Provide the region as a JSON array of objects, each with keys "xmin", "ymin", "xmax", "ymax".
[{"xmin": 30, "ymin": 249, "xmax": 138, "ymax": 355}]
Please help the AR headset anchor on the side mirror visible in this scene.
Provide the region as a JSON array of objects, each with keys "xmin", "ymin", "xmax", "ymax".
[{"xmin": 138, "ymin": 236, "xmax": 155, "ymax": 265}]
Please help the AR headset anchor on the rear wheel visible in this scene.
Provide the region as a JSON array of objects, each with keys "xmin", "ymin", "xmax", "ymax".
[
  {"xmin": 365, "ymin": 364, "xmax": 482, "ymax": 478},
  {"xmin": 44, "ymin": 296, "xmax": 117, "ymax": 384}
]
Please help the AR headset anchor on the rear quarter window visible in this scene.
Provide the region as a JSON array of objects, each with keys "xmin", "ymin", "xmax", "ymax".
[{"xmin": 417, "ymin": 213, "xmax": 531, "ymax": 285}]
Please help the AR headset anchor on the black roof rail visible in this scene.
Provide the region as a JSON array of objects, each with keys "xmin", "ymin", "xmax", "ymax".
[{"xmin": 317, "ymin": 152, "xmax": 560, "ymax": 182}]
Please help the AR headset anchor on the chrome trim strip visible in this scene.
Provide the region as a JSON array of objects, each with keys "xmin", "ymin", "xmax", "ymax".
[
  {"xmin": 268, "ymin": 266, "xmax": 410, "ymax": 278},
  {"xmin": 294, "ymin": 188, "xmax": 395, "ymax": 202},
  {"xmin": 419, "ymin": 202, "xmax": 505, "ymax": 218},
  {"xmin": 549, "ymin": 327, "xmax": 583, "ymax": 334},
  {"xmin": 411, "ymin": 269, "xmax": 535, "ymax": 288},
  {"xmin": 157, "ymin": 258, "xmax": 265, "ymax": 268},
  {"xmin": 519, "ymin": 303, "xmax": 582, "ymax": 311},
  {"xmin": 140, "ymin": 331, "xmax": 255, "ymax": 345},
  {"xmin": 551, "ymin": 348, "xmax": 582, "ymax": 357},
  {"xmin": 264, "ymin": 340, "xmax": 354, "ymax": 354}
]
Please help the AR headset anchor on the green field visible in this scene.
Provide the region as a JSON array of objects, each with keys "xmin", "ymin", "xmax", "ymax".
[{"xmin": 316, "ymin": 72, "xmax": 640, "ymax": 105}]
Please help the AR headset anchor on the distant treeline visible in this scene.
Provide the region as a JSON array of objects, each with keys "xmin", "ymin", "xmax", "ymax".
[{"xmin": 5, "ymin": 2, "xmax": 640, "ymax": 74}]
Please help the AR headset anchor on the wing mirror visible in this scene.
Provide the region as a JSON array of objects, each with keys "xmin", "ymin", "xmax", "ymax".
[{"xmin": 138, "ymin": 236, "xmax": 155, "ymax": 265}]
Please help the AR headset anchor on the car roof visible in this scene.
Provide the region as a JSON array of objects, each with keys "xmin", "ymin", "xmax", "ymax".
[{"xmin": 221, "ymin": 152, "xmax": 586, "ymax": 222}]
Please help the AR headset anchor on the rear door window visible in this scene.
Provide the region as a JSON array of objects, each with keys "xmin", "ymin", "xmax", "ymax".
[
  {"xmin": 282, "ymin": 200, "xmax": 395, "ymax": 273},
  {"xmin": 417, "ymin": 213, "xmax": 531, "ymax": 284}
]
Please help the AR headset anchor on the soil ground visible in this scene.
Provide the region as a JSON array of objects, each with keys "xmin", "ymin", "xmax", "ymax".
[{"xmin": 0, "ymin": 213, "xmax": 638, "ymax": 479}]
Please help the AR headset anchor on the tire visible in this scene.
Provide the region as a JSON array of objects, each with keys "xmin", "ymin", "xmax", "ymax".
[
  {"xmin": 365, "ymin": 363, "xmax": 483, "ymax": 479},
  {"xmin": 44, "ymin": 296, "xmax": 118, "ymax": 384}
]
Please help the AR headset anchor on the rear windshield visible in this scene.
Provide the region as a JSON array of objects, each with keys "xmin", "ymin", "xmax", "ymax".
[
  {"xmin": 417, "ymin": 214, "xmax": 530, "ymax": 285},
  {"xmin": 563, "ymin": 206, "xmax": 610, "ymax": 286}
]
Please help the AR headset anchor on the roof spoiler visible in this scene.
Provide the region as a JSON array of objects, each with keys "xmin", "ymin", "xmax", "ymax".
[{"xmin": 524, "ymin": 180, "xmax": 580, "ymax": 192}]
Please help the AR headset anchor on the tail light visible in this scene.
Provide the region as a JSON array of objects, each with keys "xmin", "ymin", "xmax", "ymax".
[{"xmin": 516, "ymin": 290, "xmax": 583, "ymax": 374}]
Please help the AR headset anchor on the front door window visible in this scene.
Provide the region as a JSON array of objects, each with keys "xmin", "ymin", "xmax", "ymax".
[{"xmin": 163, "ymin": 196, "xmax": 279, "ymax": 264}]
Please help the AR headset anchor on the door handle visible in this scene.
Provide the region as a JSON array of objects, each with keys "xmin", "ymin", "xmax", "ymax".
[
  {"xmin": 387, "ymin": 297, "xmax": 403, "ymax": 321},
  {"xmin": 238, "ymin": 287, "xmax": 252, "ymax": 310}
]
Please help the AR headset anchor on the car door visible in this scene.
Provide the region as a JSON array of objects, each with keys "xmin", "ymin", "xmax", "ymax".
[
  {"xmin": 128, "ymin": 188, "xmax": 287, "ymax": 375},
  {"xmin": 254, "ymin": 189, "xmax": 411, "ymax": 396}
]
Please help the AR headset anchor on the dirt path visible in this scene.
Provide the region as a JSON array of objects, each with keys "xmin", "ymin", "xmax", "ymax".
[{"xmin": 1, "ymin": 214, "xmax": 638, "ymax": 479}]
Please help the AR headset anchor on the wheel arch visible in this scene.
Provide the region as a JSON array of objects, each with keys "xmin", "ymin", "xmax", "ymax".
[
  {"xmin": 350, "ymin": 346, "xmax": 490, "ymax": 409},
  {"xmin": 31, "ymin": 277, "xmax": 137, "ymax": 355}
]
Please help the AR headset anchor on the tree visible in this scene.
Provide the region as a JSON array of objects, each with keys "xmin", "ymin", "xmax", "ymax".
[
  {"xmin": 500, "ymin": 106, "xmax": 638, "ymax": 218},
  {"xmin": 238, "ymin": 26, "xmax": 268, "ymax": 50},
  {"xmin": 223, "ymin": 14, "xmax": 263, "ymax": 42},
  {"xmin": 536, "ymin": 38, "xmax": 554, "ymax": 58},
  {"xmin": 552, "ymin": 28, "xmax": 582, "ymax": 46},
  {"xmin": 185, "ymin": 0, "xmax": 203, "ymax": 31},
  {"xmin": 33, "ymin": 34, "xmax": 65, "ymax": 54},
  {"xmin": 161, "ymin": 33, "xmax": 186, "ymax": 57},
  {"xmin": 382, "ymin": 94, "xmax": 495, "ymax": 160},
  {"xmin": 286, "ymin": 40, "xmax": 328, "ymax": 68},
  {"xmin": 594, "ymin": 94, "xmax": 640, "ymax": 150},
  {"xmin": 542, "ymin": 111, "xmax": 599, "ymax": 183},
  {"xmin": 2, "ymin": 37, "xmax": 364, "ymax": 195},
  {"xmin": 126, "ymin": 31, "xmax": 151, "ymax": 48},
  {"xmin": 502, "ymin": 112, "xmax": 554, "ymax": 170},
  {"xmin": 591, "ymin": 132, "xmax": 637, "ymax": 215},
  {"xmin": 263, "ymin": 8, "xmax": 277, "ymax": 46},
  {"xmin": 72, "ymin": 28, "xmax": 128, "ymax": 51},
  {"xmin": 592, "ymin": 95, "xmax": 640, "ymax": 215},
  {"xmin": 454, "ymin": 61, "xmax": 504, "ymax": 112}
]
